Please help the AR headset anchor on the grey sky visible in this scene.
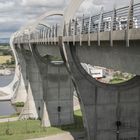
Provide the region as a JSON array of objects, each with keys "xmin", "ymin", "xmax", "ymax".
[{"xmin": 0, "ymin": 0, "xmax": 139, "ymax": 39}]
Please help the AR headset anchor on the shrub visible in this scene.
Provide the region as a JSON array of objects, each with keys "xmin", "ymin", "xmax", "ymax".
[{"xmin": 13, "ymin": 102, "xmax": 24, "ymax": 107}]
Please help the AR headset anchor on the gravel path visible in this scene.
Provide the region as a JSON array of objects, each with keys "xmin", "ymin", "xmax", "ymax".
[
  {"xmin": 27, "ymin": 132, "xmax": 74, "ymax": 140},
  {"xmin": 27, "ymin": 132, "xmax": 86, "ymax": 140},
  {"xmin": 0, "ymin": 117, "xmax": 18, "ymax": 123}
]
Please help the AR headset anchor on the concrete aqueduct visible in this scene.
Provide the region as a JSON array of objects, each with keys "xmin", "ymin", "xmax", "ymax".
[{"xmin": 10, "ymin": 0, "xmax": 140, "ymax": 139}]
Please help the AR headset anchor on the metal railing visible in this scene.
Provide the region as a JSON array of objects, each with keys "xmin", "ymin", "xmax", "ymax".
[
  {"xmin": 13, "ymin": 1, "xmax": 140, "ymax": 45},
  {"xmin": 63, "ymin": 2, "xmax": 140, "ymax": 36},
  {"xmin": 14, "ymin": 24, "xmax": 61, "ymax": 44}
]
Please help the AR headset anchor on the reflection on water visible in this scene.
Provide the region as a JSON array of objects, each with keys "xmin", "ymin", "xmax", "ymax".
[
  {"xmin": 0, "ymin": 74, "xmax": 14, "ymax": 87},
  {"xmin": 0, "ymin": 101, "xmax": 15, "ymax": 116},
  {"xmin": 0, "ymin": 74, "xmax": 16, "ymax": 116}
]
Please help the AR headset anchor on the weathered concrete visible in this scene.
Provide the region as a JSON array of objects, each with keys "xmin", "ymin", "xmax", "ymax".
[
  {"xmin": 15, "ymin": 45, "xmax": 41, "ymax": 120},
  {"xmin": 63, "ymin": 28, "xmax": 140, "ymax": 42},
  {"xmin": 59, "ymin": 41, "xmax": 140, "ymax": 140},
  {"xmin": 73, "ymin": 41, "xmax": 140, "ymax": 75},
  {"xmin": 27, "ymin": 131, "xmax": 86, "ymax": 140},
  {"xmin": 11, "ymin": 73, "xmax": 27, "ymax": 103},
  {"xmin": 31, "ymin": 44, "xmax": 74, "ymax": 126},
  {"xmin": 10, "ymin": 35, "xmax": 27, "ymax": 104}
]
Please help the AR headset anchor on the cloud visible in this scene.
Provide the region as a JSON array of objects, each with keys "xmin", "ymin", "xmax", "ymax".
[
  {"xmin": 0, "ymin": 1, "xmax": 14, "ymax": 11},
  {"xmin": 0, "ymin": 0, "xmax": 69, "ymax": 40},
  {"xmin": 1, "ymin": 0, "xmax": 140, "ymax": 41},
  {"xmin": 21, "ymin": 0, "xmax": 67, "ymax": 8},
  {"xmin": 77, "ymin": 0, "xmax": 102, "ymax": 16}
]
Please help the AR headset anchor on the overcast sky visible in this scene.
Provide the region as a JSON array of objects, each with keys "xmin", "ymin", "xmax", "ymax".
[{"xmin": 0, "ymin": 0, "xmax": 140, "ymax": 40}]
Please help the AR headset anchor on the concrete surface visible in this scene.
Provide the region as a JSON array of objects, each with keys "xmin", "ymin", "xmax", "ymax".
[
  {"xmin": 63, "ymin": 42, "xmax": 140, "ymax": 140},
  {"xmin": 27, "ymin": 132, "xmax": 86, "ymax": 140},
  {"xmin": 0, "ymin": 117, "xmax": 18, "ymax": 123},
  {"xmin": 27, "ymin": 132, "xmax": 74, "ymax": 140}
]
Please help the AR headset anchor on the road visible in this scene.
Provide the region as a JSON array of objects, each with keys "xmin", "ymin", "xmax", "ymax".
[
  {"xmin": 27, "ymin": 132, "xmax": 85, "ymax": 140},
  {"xmin": 28, "ymin": 133, "xmax": 74, "ymax": 140}
]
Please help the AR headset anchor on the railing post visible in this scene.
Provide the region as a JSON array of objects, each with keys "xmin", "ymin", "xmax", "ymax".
[
  {"xmin": 67, "ymin": 20, "xmax": 71, "ymax": 45},
  {"xmin": 80, "ymin": 15, "xmax": 84, "ymax": 46},
  {"xmin": 39, "ymin": 30, "xmax": 41, "ymax": 44},
  {"xmin": 98, "ymin": 7, "xmax": 104, "ymax": 46},
  {"xmin": 44, "ymin": 29, "xmax": 47, "ymax": 44},
  {"xmin": 80, "ymin": 21, "xmax": 82, "ymax": 46},
  {"xmin": 52, "ymin": 25, "xmax": 55, "ymax": 44},
  {"xmin": 63, "ymin": 22, "xmax": 66, "ymax": 36},
  {"xmin": 73, "ymin": 19, "xmax": 76, "ymax": 45},
  {"xmin": 66, "ymin": 22, "xmax": 69, "ymax": 45},
  {"xmin": 43, "ymin": 29, "xmax": 45, "ymax": 44},
  {"xmin": 69, "ymin": 20, "xmax": 72, "ymax": 36},
  {"xmin": 110, "ymin": 6, "xmax": 117, "ymax": 47},
  {"xmin": 48, "ymin": 27, "xmax": 51, "ymax": 44},
  {"xmin": 37, "ymin": 32, "xmax": 39, "ymax": 44},
  {"xmin": 82, "ymin": 14, "xmax": 85, "ymax": 34},
  {"xmin": 40, "ymin": 29, "xmax": 42, "ymax": 44},
  {"xmin": 51, "ymin": 27, "xmax": 53, "ymax": 45},
  {"xmin": 43, "ymin": 29, "xmax": 44, "ymax": 44},
  {"xmin": 41, "ymin": 29, "xmax": 43, "ymax": 44},
  {"xmin": 54, "ymin": 24, "xmax": 57, "ymax": 45},
  {"xmin": 56, "ymin": 24, "xmax": 58, "ymax": 37},
  {"xmin": 126, "ymin": 0, "xmax": 134, "ymax": 47},
  {"xmin": 35, "ymin": 32, "xmax": 37, "ymax": 43},
  {"xmin": 75, "ymin": 18, "xmax": 78, "ymax": 36},
  {"xmin": 88, "ymin": 16, "xmax": 92, "ymax": 46},
  {"xmin": 45, "ymin": 29, "xmax": 48, "ymax": 44},
  {"xmin": 48, "ymin": 28, "xmax": 51, "ymax": 44},
  {"xmin": 50, "ymin": 27, "xmax": 53, "ymax": 44},
  {"xmin": 51, "ymin": 26, "xmax": 53, "ymax": 44}
]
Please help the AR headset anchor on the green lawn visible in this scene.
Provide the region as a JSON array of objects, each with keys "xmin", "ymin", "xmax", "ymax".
[
  {"xmin": 0, "ymin": 110, "xmax": 84, "ymax": 140},
  {"xmin": 109, "ymin": 78, "xmax": 125, "ymax": 84}
]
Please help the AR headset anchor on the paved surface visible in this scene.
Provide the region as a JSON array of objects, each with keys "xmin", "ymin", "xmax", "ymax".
[
  {"xmin": 0, "ymin": 117, "xmax": 18, "ymax": 123},
  {"xmin": 27, "ymin": 132, "xmax": 74, "ymax": 140},
  {"xmin": 27, "ymin": 132, "xmax": 86, "ymax": 140}
]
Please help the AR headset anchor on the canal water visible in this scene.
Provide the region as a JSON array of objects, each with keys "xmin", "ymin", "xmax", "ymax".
[{"xmin": 0, "ymin": 74, "xmax": 16, "ymax": 116}]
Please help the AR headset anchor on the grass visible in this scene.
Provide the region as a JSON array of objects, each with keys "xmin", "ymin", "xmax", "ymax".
[
  {"xmin": 0, "ymin": 45, "xmax": 10, "ymax": 50},
  {"xmin": 109, "ymin": 78, "xmax": 125, "ymax": 84},
  {"xmin": 0, "ymin": 110, "xmax": 84, "ymax": 140},
  {"xmin": 0, "ymin": 55, "xmax": 12, "ymax": 64}
]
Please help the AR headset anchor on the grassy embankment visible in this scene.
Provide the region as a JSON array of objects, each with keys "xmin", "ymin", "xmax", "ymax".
[
  {"xmin": 0, "ymin": 45, "xmax": 15, "ymax": 67},
  {"xmin": 0, "ymin": 55, "xmax": 12, "ymax": 65},
  {"xmin": 0, "ymin": 110, "xmax": 84, "ymax": 140},
  {"xmin": 109, "ymin": 72, "xmax": 134, "ymax": 84}
]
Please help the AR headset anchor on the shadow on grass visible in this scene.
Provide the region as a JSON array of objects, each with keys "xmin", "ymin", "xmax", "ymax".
[
  {"xmin": 54, "ymin": 110, "xmax": 86, "ymax": 140},
  {"xmin": 0, "ymin": 110, "xmax": 86, "ymax": 140}
]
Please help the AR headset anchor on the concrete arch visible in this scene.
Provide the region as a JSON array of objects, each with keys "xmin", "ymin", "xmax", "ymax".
[
  {"xmin": 59, "ymin": 40, "xmax": 140, "ymax": 140},
  {"xmin": 63, "ymin": 0, "xmax": 84, "ymax": 23},
  {"xmin": 19, "ymin": 10, "xmax": 64, "ymax": 34},
  {"xmin": 30, "ymin": 45, "xmax": 74, "ymax": 126}
]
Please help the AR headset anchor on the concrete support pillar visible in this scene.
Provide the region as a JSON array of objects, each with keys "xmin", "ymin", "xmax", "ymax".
[
  {"xmin": 15, "ymin": 46, "xmax": 42, "ymax": 120},
  {"xmin": 11, "ymin": 73, "xmax": 27, "ymax": 104},
  {"xmin": 31, "ymin": 45, "xmax": 74, "ymax": 126},
  {"xmin": 11, "ymin": 47, "xmax": 27, "ymax": 104},
  {"xmin": 10, "ymin": 36, "xmax": 27, "ymax": 104},
  {"xmin": 60, "ymin": 42, "xmax": 140, "ymax": 140},
  {"xmin": 21, "ymin": 46, "xmax": 45, "ymax": 120}
]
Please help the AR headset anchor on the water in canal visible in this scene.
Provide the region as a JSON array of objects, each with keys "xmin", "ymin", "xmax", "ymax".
[{"xmin": 0, "ymin": 74, "xmax": 16, "ymax": 116}]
